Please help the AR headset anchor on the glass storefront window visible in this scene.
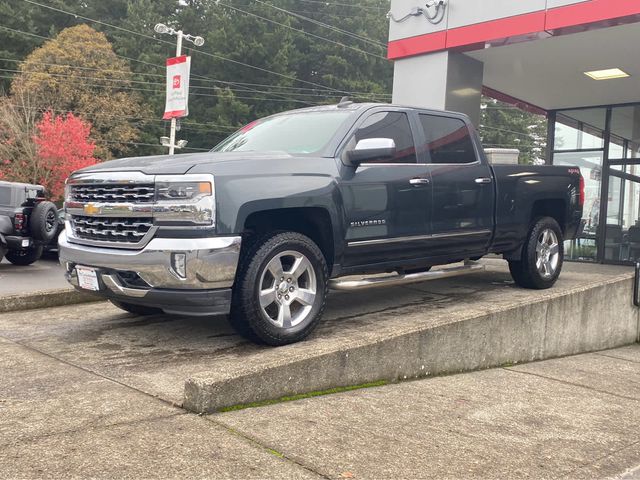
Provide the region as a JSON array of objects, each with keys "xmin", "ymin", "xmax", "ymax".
[
  {"xmin": 604, "ymin": 175, "xmax": 640, "ymax": 262},
  {"xmin": 555, "ymin": 109, "xmax": 605, "ymax": 151},
  {"xmin": 609, "ymin": 134, "xmax": 625, "ymax": 159},
  {"xmin": 554, "ymin": 151, "xmax": 603, "ymax": 261},
  {"xmin": 610, "ymin": 106, "xmax": 640, "ymax": 159},
  {"xmin": 550, "ymin": 103, "xmax": 640, "ymax": 265}
]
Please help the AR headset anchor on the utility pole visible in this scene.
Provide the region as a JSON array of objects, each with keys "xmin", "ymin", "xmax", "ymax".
[{"xmin": 154, "ymin": 24, "xmax": 204, "ymax": 155}]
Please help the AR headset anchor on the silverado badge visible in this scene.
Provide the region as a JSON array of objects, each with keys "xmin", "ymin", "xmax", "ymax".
[{"xmin": 350, "ymin": 219, "xmax": 387, "ymax": 228}]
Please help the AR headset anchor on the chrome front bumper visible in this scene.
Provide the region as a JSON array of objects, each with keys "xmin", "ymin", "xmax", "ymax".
[{"xmin": 59, "ymin": 230, "xmax": 241, "ymax": 294}]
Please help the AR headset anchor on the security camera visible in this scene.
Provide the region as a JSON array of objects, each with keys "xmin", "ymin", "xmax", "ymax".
[
  {"xmin": 160, "ymin": 136, "xmax": 170, "ymax": 146},
  {"xmin": 176, "ymin": 140, "xmax": 189, "ymax": 149}
]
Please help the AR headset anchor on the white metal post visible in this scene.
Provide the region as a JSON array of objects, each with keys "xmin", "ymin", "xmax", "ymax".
[{"xmin": 169, "ymin": 30, "xmax": 184, "ymax": 156}]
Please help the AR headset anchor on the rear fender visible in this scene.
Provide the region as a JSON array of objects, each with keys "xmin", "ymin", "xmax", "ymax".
[{"xmin": 0, "ymin": 215, "xmax": 13, "ymax": 236}]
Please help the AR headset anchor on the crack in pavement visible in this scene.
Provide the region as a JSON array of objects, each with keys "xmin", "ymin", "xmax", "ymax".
[
  {"xmin": 204, "ymin": 416, "xmax": 331, "ymax": 480},
  {"xmin": 502, "ymin": 367, "xmax": 640, "ymax": 403},
  {"xmin": 0, "ymin": 332, "xmax": 330, "ymax": 477},
  {"xmin": 560, "ymin": 438, "xmax": 640, "ymax": 479},
  {"xmin": 0, "ymin": 412, "xmax": 186, "ymax": 449},
  {"xmin": 595, "ymin": 352, "xmax": 640, "ymax": 365}
]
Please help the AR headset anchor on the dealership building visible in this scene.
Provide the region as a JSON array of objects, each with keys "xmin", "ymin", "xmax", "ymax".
[{"xmin": 387, "ymin": 0, "xmax": 640, "ymax": 265}]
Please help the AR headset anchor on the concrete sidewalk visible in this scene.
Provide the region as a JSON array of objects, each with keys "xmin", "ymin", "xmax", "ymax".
[{"xmin": 1, "ymin": 334, "xmax": 639, "ymax": 478}]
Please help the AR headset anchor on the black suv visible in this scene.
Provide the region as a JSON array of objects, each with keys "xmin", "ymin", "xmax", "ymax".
[{"xmin": 0, "ymin": 180, "xmax": 60, "ymax": 265}]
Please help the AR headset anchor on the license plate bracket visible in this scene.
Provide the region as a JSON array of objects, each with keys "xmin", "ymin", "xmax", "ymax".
[{"xmin": 76, "ymin": 266, "xmax": 100, "ymax": 291}]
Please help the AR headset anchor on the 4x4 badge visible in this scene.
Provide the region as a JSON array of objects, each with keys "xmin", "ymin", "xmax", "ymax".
[{"xmin": 84, "ymin": 203, "xmax": 101, "ymax": 215}]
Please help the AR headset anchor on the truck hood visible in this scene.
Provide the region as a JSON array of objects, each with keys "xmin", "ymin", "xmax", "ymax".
[{"xmin": 76, "ymin": 151, "xmax": 296, "ymax": 176}]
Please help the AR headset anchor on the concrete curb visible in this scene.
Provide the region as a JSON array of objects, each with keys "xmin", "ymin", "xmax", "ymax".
[
  {"xmin": 0, "ymin": 289, "xmax": 102, "ymax": 313},
  {"xmin": 184, "ymin": 272, "xmax": 639, "ymax": 413}
]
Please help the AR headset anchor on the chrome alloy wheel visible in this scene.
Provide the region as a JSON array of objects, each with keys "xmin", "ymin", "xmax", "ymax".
[
  {"xmin": 258, "ymin": 250, "xmax": 318, "ymax": 329},
  {"xmin": 536, "ymin": 228, "xmax": 560, "ymax": 278}
]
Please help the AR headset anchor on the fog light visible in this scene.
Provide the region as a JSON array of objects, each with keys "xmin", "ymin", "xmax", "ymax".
[
  {"xmin": 21, "ymin": 239, "xmax": 30, "ymax": 248},
  {"xmin": 171, "ymin": 253, "xmax": 187, "ymax": 279}
]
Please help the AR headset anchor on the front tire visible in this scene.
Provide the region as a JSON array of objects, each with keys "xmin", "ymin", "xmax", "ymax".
[
  {"xmin": 5, "ymin": 246, "xmax": 43, "ymax": 266},
  {"xmin": 230, "ymin": 232, "xmax": 328, "ymax": 346},
  {"xmin": 509, "ymin": 217, "xmax": 564, "ymax": 289}
]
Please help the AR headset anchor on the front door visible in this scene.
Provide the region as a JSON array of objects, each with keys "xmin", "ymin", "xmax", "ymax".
[{"xmin": 340, "ymin": 110, "xmax": 432, "ymax": 267}]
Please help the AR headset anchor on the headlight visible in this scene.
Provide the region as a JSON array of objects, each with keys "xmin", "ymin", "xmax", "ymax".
[
  {"xmin": 153, "ymin": 175, "xmax": 215, "ymax": 227},
  {"xmin": 155, "ymin": 181, "xmax": 212, "ymax": 202}
]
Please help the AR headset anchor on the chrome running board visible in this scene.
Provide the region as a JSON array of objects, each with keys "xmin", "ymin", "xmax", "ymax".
[{"xmin": 329, "ymin": 261, "xmax": 485, "ymax": 291}]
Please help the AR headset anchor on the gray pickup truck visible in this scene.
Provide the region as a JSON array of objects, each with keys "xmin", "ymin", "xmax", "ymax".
[{"xmin": 59, "ymin": 102, "xmax": 583, "ymax": 345}]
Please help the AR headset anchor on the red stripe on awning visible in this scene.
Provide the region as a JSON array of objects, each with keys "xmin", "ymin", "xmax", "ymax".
[
  {"xmin": 387, "ymin": 30, "xmax": 447, "ymax": 60},
  {"xmin": 387, "ymin": 0, "xmax": 640, "ymax": 60}
]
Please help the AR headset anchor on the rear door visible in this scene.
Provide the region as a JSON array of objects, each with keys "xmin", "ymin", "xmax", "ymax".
[
  {"xmin": 418, "ymin": 113, "xmax": 494, "ymax": 255},
  {"xmin": 340, "ymin": 109, "xmax": 433, "ymax": 267}
]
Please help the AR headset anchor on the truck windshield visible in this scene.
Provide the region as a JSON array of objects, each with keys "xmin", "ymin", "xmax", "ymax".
[{"xmin": 212, "ymin": 111, "xmax": 352, "ymax": 155}]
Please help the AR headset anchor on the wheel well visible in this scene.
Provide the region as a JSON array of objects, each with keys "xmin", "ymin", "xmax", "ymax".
[
  {"xmin": 531, "ymin": 199, "xmax": 566, "ymax": 233},
  {"xmin": 242, "ymin": 208, "xmax": 335, "ymax": 269}
]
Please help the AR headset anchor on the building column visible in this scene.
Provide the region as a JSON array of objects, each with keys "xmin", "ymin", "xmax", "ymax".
[{"xmin": 392, "ymin": 51, "xmax": 484, "ymax": 126}]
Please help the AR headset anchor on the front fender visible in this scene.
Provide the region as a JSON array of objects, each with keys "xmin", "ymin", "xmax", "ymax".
[{"xmin": 215, "ymin": 174, "xmax": 347, "ymax": 264}]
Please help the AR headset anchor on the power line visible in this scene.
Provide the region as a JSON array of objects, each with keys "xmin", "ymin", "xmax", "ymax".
[
  {"xmin": 21, "ymin": 0, "xmax": 355, "ymax": 94},
  {"xmin": 0, "ymin": 56, "xmax": 391, "ymax": 97},
  {"xmin": 480, "ymin": 125, "xmax": 545, "ymax": 139},
  {"xmin": 95, "ymin": 139, "xmax": 209, "ymax": 151},
  {"xmin": 252, "ymin": 0, "xmax": 387, "ymax": 49},
  {"xmin": 0, "ymin": 21, "xmax": 390, "ymax": 102},
  {"xmin": 4, "ymin": 102, "xmax": 239, "ymax": 132},
  {"xmin": 215, "ymin": 1, "xmax": 386, "ymax": 60},
  {"xmin": 0, "ymin": 69, "xmax": 318, "ymax": 104},
  {"xmin": 0, "ymin": 62, "xmax": 377, "ymax": 100},
  {"xmin": 0, "ymin": 25, "xmax": 312, "ymax": 104},
  {"xmin": 291, "ymin": 0, "xmax": 387, "ymax": 11}
]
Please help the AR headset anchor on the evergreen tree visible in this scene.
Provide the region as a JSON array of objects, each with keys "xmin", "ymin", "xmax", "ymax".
[{"xmin": 11, "ymin": 24, "xmax": 150, "ymax": 159}]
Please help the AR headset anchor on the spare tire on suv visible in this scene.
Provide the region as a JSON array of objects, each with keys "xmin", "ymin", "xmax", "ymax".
[{"xmin": 30, "ymin": 201, "xmax": 59, "ymax": 242}]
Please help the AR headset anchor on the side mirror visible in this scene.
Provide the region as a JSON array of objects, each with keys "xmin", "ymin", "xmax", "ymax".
[{"xmin": 347, "ymin": 138, "xmax": 396, "ymax": 166}]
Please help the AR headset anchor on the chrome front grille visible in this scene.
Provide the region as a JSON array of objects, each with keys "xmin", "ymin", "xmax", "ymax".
[
  {"xmin": 71, "ymin": 184, "xmax": 155, "ymax": 203},
  {"xmin": 71, "ymin": 216, "xmax": 153, "ymax": 244}
]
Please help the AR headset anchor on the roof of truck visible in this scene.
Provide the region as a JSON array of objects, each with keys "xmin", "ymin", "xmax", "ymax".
[
  {"xmin": 0, "ymin": 180, "xmax": 44, "ymax": 190},
  {"xmin": 274, "ymin": 102, "xmax": 471, "ymax": 121}
]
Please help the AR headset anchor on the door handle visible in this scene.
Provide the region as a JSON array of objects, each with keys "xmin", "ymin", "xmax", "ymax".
[
  {"xmin": 410, "ymin": 178, "xmax": 431, "ymax": 186},
  {"xmin": 475, "ymin": 177, "xmax": 493, "ymax": 184}
]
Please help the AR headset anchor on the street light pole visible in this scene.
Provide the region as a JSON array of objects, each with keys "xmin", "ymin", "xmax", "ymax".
[
  {"xmin": 154, "ymin": 24, "xmax": 204, "ymax": 155},
  {"xmin": 168, "ymin": 30, "xmax": 183, "ymax": 156}
]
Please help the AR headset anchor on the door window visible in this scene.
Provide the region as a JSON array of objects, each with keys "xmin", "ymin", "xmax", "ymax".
[
  {"xmin": 353, "ymin": 112, "xmax": 417, "ymax": 164},
  {"xmin": 419, "ymin": 114, "xmax": 477, "ymax": 164}
]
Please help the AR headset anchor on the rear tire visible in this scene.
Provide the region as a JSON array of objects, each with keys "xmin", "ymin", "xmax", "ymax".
[
  {"xmin": 230, "ymin": 232, "xmax": 328, "ymax": 346},
  {"xmin": 509, "ymin": 217, "xmax": 564, "ymax": 289},
  {"xmin": 110, "ymin": 300, "xmax": 162, "ymax": 316},
  {"xmin": 5, "ymin": 246, "xmax": 43, "ymax": 266}
]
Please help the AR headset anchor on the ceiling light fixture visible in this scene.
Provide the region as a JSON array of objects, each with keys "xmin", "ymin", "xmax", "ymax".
[{"xmin": 584, "ymin": 68, "xmax": 630, "ymax": 80}]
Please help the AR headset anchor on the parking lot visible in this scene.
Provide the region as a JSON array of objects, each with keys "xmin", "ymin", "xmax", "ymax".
[{"xmin": 0, "ymin": 254, "xmax": 70, "ymax": 297}]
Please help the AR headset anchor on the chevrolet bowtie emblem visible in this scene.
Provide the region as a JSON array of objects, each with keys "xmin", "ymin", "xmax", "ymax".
[{"xmin": 84, "ymin": 203, "xmax": 101, "ymax": 215}]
